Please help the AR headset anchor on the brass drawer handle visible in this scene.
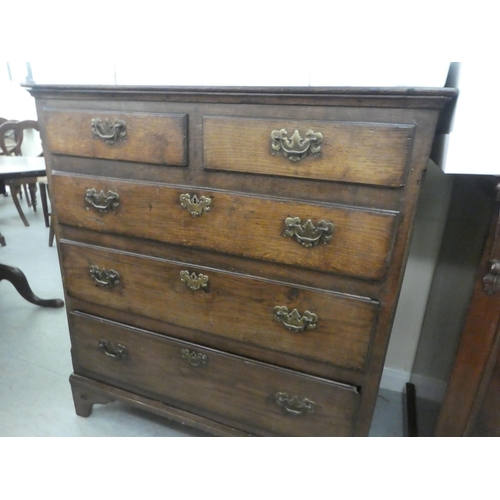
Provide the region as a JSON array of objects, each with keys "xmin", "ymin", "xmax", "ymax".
[
  {"xmin": 181, "ymin": 348, "xmax": 207, "ymax": 367},
  {"xmin": 91, "ymin": 118, "xmax": 127, "ymax": 145},
  {"xmin": 85, "ymin": 188, "xmax": 120, "ymax": 213},
  {"xmin": 89, "ymin": 264, "xmax": 121, "ymax": 288},
  {"xmin": 484, "ymin": 259, "xmax": 500, "ymax": 295},
  {"xmin": 273, "ymin": 306, "xmax": 318, "ymax": 332},
  {"xmin": 99, "ymin": 340, "xmax": 127, "ymax": 360},
  {"xmin": 180, "ymin": 193, "xmax": 211, "ymax": 217},
  {"xmin": 180, "ymin": 270, "xmax": 209, "ymax": 290},
  {"xmin": 483, "ymin": 187, "xmax": 500, "ymax": 295},
  {"xmin": 275, "ymin": 392, "xmax": 315, "ymax": 416},
  {"xmin": 284, "ymin": 217, "xmax": 334, "ymax": 248},
  {"xmin": 271, "ymin": 129, "xmax": 323, "ymax": 162}
]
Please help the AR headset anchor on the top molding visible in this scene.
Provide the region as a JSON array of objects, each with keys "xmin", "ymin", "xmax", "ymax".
[{"xmin": 24, "ymin": 84, "xmax": 458, "ymax": 110}]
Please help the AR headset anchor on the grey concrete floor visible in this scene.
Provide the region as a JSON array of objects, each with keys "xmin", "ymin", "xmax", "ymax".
[{"xmin": 0, "ymin": 188, "xmax": 404, "ymax": 437}]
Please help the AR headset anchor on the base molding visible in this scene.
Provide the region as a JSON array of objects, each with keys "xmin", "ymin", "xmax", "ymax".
[
  {"xmin": 380, "ymin": 367, "xmax": 409, "ymax": 393},
  {"xmin": 380, "ymin": 367, "xmax": 447, "ymax": 403},
  {"xmin": 69, "ymin": 374, "xmax": 251, "ymax": 437}
]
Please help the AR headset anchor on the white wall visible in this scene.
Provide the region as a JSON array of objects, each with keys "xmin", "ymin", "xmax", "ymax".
[
  {"xmin": 27, "ymin": 62, "xmax": 450, "ymax": 87},
  {"xmin": 0, "ymin": 63, "xmax": 37, "ymax": 120},
  {"xmin": 381, "ymin": 162, "xmax": 453, "ymax": 392},
  {"xmin": 438, "ymin": 63, "xmax": 500, "ymax": 175}
]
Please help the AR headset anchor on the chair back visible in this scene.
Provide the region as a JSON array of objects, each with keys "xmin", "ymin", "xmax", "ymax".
[{"xmin": 0, "ymin": 120, "xmax": 40, "ymax": 156}]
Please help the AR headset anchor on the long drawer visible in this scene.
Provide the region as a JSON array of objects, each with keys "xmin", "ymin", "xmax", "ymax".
[
  {"xmin": 43, "ymin": 108, "xmax": 188, "ymax": 166},
  {"xmin": 52, "ymin": 173, "xmax": 398, "ymax": 280},
  {"xmin": 60, "ymin": 241, "xmax": 378, "ymax": 372},
  {"xmin": 69, "ymin": 312, "xmax": 361, "ymax": 436}
]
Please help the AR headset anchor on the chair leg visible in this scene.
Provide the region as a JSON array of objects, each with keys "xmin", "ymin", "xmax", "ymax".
[
  {"xmin": 22, "ymin": 183, "xmax": 32, "ymax": 207},
  {"xmin": 49, "ymin": 218, "xmax": 55, "ymax": 247},
  {"xmin": 28, "ymin": 182, "xmax": 37, "ymax": 212},
  {"xmin": 39, "ymin": 182, "xmax": 50, "ymax": 228},
  {"xmin": 9, "ymin": 183, "xmax": 30, "ymax": 227}
]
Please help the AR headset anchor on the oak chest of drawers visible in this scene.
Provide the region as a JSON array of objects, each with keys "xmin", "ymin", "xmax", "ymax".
[{"xmin": 28, "ymin": 84, "xmax": 456, "ymax": 436}]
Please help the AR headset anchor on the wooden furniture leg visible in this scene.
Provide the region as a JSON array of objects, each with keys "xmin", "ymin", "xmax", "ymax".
[
  {"xmin": 28, "ymin": 182, "xmax": 37, "ymax": 212},
  {"xmin": 21, "ymin": 183, "xmax": 30, "ymax": 206},
  {"xmin": 39, "ymin": 182, "xmax": 50, "ymax": 227},
  {"xmin": 48, "ymin": 220, "xmax": 55, "ymax": 247},
  {"xmin": 8, "ymin": 183, "xmax": 30, "ymax": 227},
  {"xmin": 0, "ymin": 263, "xmax": 64, "ymax": 307},
  {"xmin": 70, "ymin": 374, "xmax": 116, "ymax": 417},
  {"xmin": 38, "ymin": 178, "xmax": 54, "ymax": 245}
]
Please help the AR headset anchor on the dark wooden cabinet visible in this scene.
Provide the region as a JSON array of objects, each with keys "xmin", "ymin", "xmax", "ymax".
[
  {"xmin": 28, "ymin": 85, "xmax": 455, "ymax": 436},
  {"xmin": 435, "ymin": 181, "xmax": 500, "ymax": 436}
]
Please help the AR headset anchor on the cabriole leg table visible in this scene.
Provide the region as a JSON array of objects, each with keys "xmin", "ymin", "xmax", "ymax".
[{"xmin": 0, "ymin": 263, "xmax": 64, "ymax": 308}]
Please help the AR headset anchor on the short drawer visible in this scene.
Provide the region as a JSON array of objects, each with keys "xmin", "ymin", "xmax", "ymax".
[
  {"xmin": 53, "ymin": 174, "xmax": 398, "ymax": 280},
  {"xmin": 43, "ymin": 108, "xmax": 188, "ymax": 166},
  {"xmin": 69, "ymin": 312, "xmax": 361, "ymax": 436},
  {"xmin": 60, "ymin": 242, "xmax": 378, "ymax": 372},
  {"xmin": 203, "ymin": 115, "xmax": 414, "ymax": 187}
]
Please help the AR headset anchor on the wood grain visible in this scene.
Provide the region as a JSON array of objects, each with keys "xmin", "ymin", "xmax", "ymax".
[
  {"xmin": 69, "ymin": 374, "xmax": 249, "ymax": 436},
  {"xmin": 468, "ymin": 347, "xmax": 500, "ymax": 436},
  {"xmin": 203, "ymin": 116, "xmax": 414, "ymax": 187},
  {"xmin": 60, "ymin": 241, "xmax": 378, "ymax": 372},
  {"xmin": 70, "ymin": 312, "xmax": 360, "ymax": 437},
  {"xmin": 44, "ymin": 109, "xmax": 188, "ymax": 166},
  {"xmin": 28, "ymin": 85, "xmax": 455, "ymax": 436},
  {"xmin": 52, "ymin": 173, "xmax": 398, "ymax": 280}
]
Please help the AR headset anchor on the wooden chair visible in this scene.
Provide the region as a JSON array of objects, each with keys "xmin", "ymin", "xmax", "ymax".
[
  {"xmin": 0, "ymin": 120, "xmax": 51, "ymax": 232},
  {"xmin": 0, "ymin": 157, "xmax": 49, "ymax": 247},
  {"xmin": 0, "ymin": 117, "xmax": 9, "ymax": 197},
  {"xmin": 0, "ymin": 119, "xmax": 40, "ymax": 155}
]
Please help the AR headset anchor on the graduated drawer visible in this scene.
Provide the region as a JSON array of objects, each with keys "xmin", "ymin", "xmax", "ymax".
[
  {"xmin": 53, "ymin": 174, "xmax": 398, "ymax": 280},
  {"xmin": 69, "ymin": 312, "xmax": 360, "ymax": 436},
  {"xmin": 203, "ymin": 115, "xmax": 415, "ymax": 187},
  {"xmin": 43, "ymin": 108, "xmax": 188, "ymax": 166},
  {"xmin": 60, "ymin": 242, "xmax": 378, "ymax": 372}
]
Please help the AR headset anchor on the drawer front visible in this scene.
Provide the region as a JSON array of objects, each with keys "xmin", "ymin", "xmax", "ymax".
[
  {"xmin": 70, "ymin": 312, "xmax": 360, "ymax": 436},
  {"xmin": 203, "ymin": 116, "xmax": 414, "ymax": 187},
  {"xmin": 60, "ymin": 242, "xmax": 378, "ymax": 372},
  {"xmin": 44, "ymin": 109, "xmax": 188, "ymax": 166},
  {"xmin": 53, "ymin": 174, "xmax": 398, "ymax": 280}
]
